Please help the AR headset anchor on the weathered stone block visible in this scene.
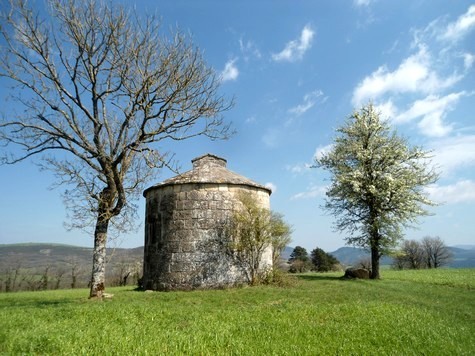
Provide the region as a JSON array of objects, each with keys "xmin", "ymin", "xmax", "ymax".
[{"xmin": 343, "ymin": 268, "xmax": 370, "ymax": 279}]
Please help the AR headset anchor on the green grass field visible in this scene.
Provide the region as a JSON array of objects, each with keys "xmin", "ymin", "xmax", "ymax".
[{"xmin": 1, "ymin": 269, "xmax": 474, "ymax": 355}]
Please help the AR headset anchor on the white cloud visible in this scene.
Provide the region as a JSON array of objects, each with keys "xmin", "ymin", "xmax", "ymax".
[
  {"xmin": 394, "ymin": 92, "xmax": 465, "ymax": 124},
  {"xmin": 286, "ymin": 144, "xmax": 333, "ymax": 175},
  {"xmin": 440, "ymin": 5, "xmax": 475, "ymax": 41},
  {"xmin": 291, "ymin": 184, "xmax": 327, "ymax": 200},
  {"xmin": 313, "ymin": 144, "xmax": 334, "ymax": 161},
  {"xmin": 265, "ymin": 182, "xmax": 277, "ymax": 193},
  {"xmin": 352, "ymin": 46, "xmax": 460, "ymax": 106},
  {"xmin": 288, "ymin": 90, "xmax": 324, "ymax": 116},
  {"xmin": 272, "ymin": 24, "xmax": 315, "ymax": 62},
  {"xmin": 354, "ymin": 0, "xmax": 374, "ymax": 7},
  {"xmin": 425, "ymin": 180, "xmax": 475, "ymax": 204},
  {"xmin": 239, "ymin": 38, "xmax": 262, "ymax": 61},
  {"xmin": 374, "ymin": 100, "xmax": 397, "ymax": 120},
  {"xmin": 417, "ymin": 112, "xmax": 453, "ymax": 137},
  {"xmin": 430, "ymin": 135, "xmax": 475, "ymax": 176},
  {"xmin": 221, "ymin": 59, "xmax": 239, "ymax": 82},
  {"xmin": 285, "ymin": 163, "xmax": 312, "ymax": 175},
  {"xmin": 392, "ymin": 92, "xmax": 466, "ymax": 137},
  {"xmin": 352, "ymin": 49, "xmax": 428, "ymax": 105},
  {"xmin": 463, "ymin": 53, "xmax": 475, "ymax": 70},
  {"xmin": 413, "ymin": 5, "xmax": 475, "ymax": 47},
  {"xmin": 354, "ymin": 6, "xmax": 474, "ymax": 137}
]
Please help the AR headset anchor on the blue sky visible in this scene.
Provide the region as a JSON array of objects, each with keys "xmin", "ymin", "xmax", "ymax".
[{"xmin": 1, "ymin": 0, "xmax": 474, "ymax": 252}]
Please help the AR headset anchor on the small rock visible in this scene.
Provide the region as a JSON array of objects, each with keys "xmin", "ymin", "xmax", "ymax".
[{"xmin": 343, "ymin": 268, "xmax": 370, "ymax": 279}]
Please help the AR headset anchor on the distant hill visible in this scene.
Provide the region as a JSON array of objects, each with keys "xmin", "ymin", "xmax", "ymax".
[
  {"xmin": 0, "ymin": 243, "xmax": 143, "ymax": 269},
  {"xmin": 453, "ymin": 245, "xmax": 475, "ymax": 250},
  {"xmin": 281, "ymin": 246, "xmax": 294, "ymax": 261},
  {"xmin": 448, "ymin": 247, "xmax": 475, "ymax": 268},
  {"xmin": 0, "ymin": 243, "xmax": 143, "ymax": 291},
  {"xmin": 329, "ymin": 247, "xmax": 392, "ymax": 266}
]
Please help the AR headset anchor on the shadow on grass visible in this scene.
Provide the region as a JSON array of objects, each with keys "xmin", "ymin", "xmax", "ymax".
[
  {"xmin": 296, "ymin": 274, "xmax": 345, "ymax": 282},
  {"xmin": 0, "ymin": 298, "xmax": 79, "ymax": 310}
]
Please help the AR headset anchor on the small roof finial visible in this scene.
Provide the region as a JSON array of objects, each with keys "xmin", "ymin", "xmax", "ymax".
[{"xmin": 191, "ymin": 154, "xmax": 227, "ymax": 169}]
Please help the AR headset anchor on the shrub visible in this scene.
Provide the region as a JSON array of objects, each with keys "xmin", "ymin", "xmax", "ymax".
[
  {"xmin": 288, "ymin": 260, "xmax": 312, "ymax": 273},
  {"xmin": 310, "ymin": 247, "xmax": 340, "ymax": 272}
]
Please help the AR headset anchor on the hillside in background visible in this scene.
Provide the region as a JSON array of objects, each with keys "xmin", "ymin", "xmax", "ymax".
[
  {"xmin": 1, "ymin": 243, "xmax": 474, "ymax": 292},
  {"xmin": 281, "ymin": 246, "xmax": 294, "ymax": 261},
  {"xmin": 329, "ymin": 247, "xmax": 393, "ymax": 266},
  {"xmin": 0, "ymin": 243, "xmax": 143, "ymax": 269},
  {"xmin": 447, "ymin": 246, "xmax": 475, "ymax": 268},
  {"xmin": 0, "ymin": 243, "xmax": 143, "ymax": 291}
]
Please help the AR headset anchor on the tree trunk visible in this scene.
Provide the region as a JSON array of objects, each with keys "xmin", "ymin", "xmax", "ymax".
[{"xmin": 89, "ymin": 216, "xmax": 110, "ymax": 298}]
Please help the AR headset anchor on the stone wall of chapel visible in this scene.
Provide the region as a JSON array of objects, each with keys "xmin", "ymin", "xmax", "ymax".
[{"xmin": 143, "ymin": 183, "xmax": 272, "ymax": 291}]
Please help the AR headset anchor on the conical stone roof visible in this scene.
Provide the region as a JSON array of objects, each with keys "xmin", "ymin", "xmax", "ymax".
[{"xmin": 143, "ymin": 154, "xmax": 271, "ymax": 196}]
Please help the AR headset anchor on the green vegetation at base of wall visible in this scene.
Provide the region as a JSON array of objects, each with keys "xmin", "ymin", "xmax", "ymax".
[{"xmin": 1, "ymin": 269, "xmax": 474, "ymax": 355}]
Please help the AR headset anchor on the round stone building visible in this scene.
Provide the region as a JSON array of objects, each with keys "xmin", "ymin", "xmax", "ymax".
[{"xmin": 142, "ymin": 154, "xmax": 272, "ymax": 291}]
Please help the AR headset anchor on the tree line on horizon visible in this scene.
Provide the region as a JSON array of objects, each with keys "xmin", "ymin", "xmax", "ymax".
[
  {"xmin": 286, "ymin": 235, "xmax": 453, "ymax": 274},
  {"xmin": 392, "ymin": 236, "xmax": 453, "ymax": 270},
  {"xmin": 0, "ymin": 253, "xmax": 142, "ymax": 293},
  {"xmin": 287, "ymin": 246, "xmax": 341, "ymax": 273}
]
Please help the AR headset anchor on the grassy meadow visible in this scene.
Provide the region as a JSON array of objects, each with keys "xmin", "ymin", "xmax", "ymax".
[{"xmin": 1, "ymin": 269, "xmax": 474, "ymax": 355}]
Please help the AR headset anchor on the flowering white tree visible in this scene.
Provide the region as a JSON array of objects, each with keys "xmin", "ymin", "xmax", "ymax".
[{"xmin": 316, "ymin": 104, "xmax": 438, "ymax": 279}]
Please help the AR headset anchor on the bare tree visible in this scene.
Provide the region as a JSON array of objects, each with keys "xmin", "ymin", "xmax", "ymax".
[
  {"xmin": 401, "ymin": 240, "xmax": 425, "ymax": 269},
  {"xmin": 54, "ymin": 268, "xmax": 66, "ymax": 289},
  {"xmin": 3, "ymin": 263, "xmax": 23, "ymax": 292},
  {"xmin": 392, "ymin": 239, "xmax": 427, "ymax": 270},
  {"xmin": 421, "ymin": 236, "xmax": 452, "ymax": 269},
  {"xmin": 0, "ymin": 0, "xmax": 232, "ymax": 298},
  {"xmin": 111, "ymin": 257, "xmax": 142, "ymax": 286},
  {"xmin": 67, "ymin": 256, "xmax": 82, "ymax": 289},
  {"xmin": 2, "ymin": 268, "xmax": 13, "ymax": 292},
  {"xmin": 392, "ymin": 237, "xmax": 452, "ymax": 270},
  {"xmin": 391, "ymin": 250, "xmax": 407, "ymax": 270},
  {"xmin": 39, "ymin": 265, "xmax": 51, "ymax": 290}
]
